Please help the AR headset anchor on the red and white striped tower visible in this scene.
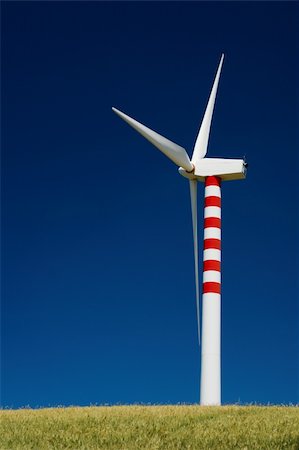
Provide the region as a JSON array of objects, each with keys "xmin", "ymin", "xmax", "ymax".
[{"xmin": 200, "ymin": 176, "xmax": 221, "ymax": 405}]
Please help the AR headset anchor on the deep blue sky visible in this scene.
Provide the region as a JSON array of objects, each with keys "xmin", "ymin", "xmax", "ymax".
[{"xmin": 2, "ymin": 2, "xmax": 298, "ymax": 408}]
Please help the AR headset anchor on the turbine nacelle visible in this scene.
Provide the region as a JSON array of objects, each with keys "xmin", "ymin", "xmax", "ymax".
[{"xmin": 178, "ymin": 158, "xmax": 247, "ymax": 182}]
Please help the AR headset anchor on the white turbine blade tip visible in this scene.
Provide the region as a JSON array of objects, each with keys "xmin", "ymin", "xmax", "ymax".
[
  {"xmin": 191, "ymin": 55, "xmax": 224, "ymax": 164},
  {"xmin": 112, "ymin": 106, "xmax": 193, "ymax": 171},
  {"xmin": 112, "ymin": 107, "xmax": 126, "ymax": 118}
]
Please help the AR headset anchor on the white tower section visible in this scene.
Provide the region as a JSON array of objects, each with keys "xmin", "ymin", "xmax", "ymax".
[{"xmin": 200, "ymin": 176, "xmax": 221, "ymax": 405}]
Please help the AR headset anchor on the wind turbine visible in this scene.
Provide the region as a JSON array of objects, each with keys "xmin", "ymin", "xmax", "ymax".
[{"xmin": 112, "ymin": 54, "xmax": 247, "ymax": 406}]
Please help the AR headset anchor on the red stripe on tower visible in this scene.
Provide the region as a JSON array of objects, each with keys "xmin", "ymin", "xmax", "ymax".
[
  {"xmin": 203, "ymin": 282, "xmax": 221, "ymax": 294},
  {"xmin": 205, "ymin": 176, "xmax": 221, "ymax": 187},
  {"xmin": 203, "ymin": 260, "xmax": 221, "ymax": 272},
  {"xmin": 204, "ymin": 217, "xmax": 221, "ymax": 229},
  {"xmin": 204, "ymin": 196, "xmax": 221, "ymax": 208},
  {"xmin": 204, "ymin": 239, "xmax": 221, "ymax": 250}
]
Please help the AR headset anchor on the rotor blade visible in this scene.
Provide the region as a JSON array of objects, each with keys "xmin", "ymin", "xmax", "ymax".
[
  {"xmin": 112, "ymin": 107, "xmax": 193, "ymax": 171},
  {"xmin": 189, "ymin": 179, "xmax": 200, "ymax": 347},
  {"xmin": 191, "ymin": 54, "xmax": 224, "ymax": 164}
]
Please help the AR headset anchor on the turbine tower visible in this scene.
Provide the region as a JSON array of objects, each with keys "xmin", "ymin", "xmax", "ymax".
[{"xmin": 112, "ymin": 55, "xmax": 247, "ymax": 406}]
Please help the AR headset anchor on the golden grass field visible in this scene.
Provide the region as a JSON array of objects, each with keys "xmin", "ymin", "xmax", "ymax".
[{"xmin": 0, "ymin": 405, "xmax": 298, "ymax": 449}]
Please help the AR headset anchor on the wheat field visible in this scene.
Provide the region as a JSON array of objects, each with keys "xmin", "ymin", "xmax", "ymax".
[{"xmin": 1, "ymin": 405, "xmax": 298, "ymax": 449}]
